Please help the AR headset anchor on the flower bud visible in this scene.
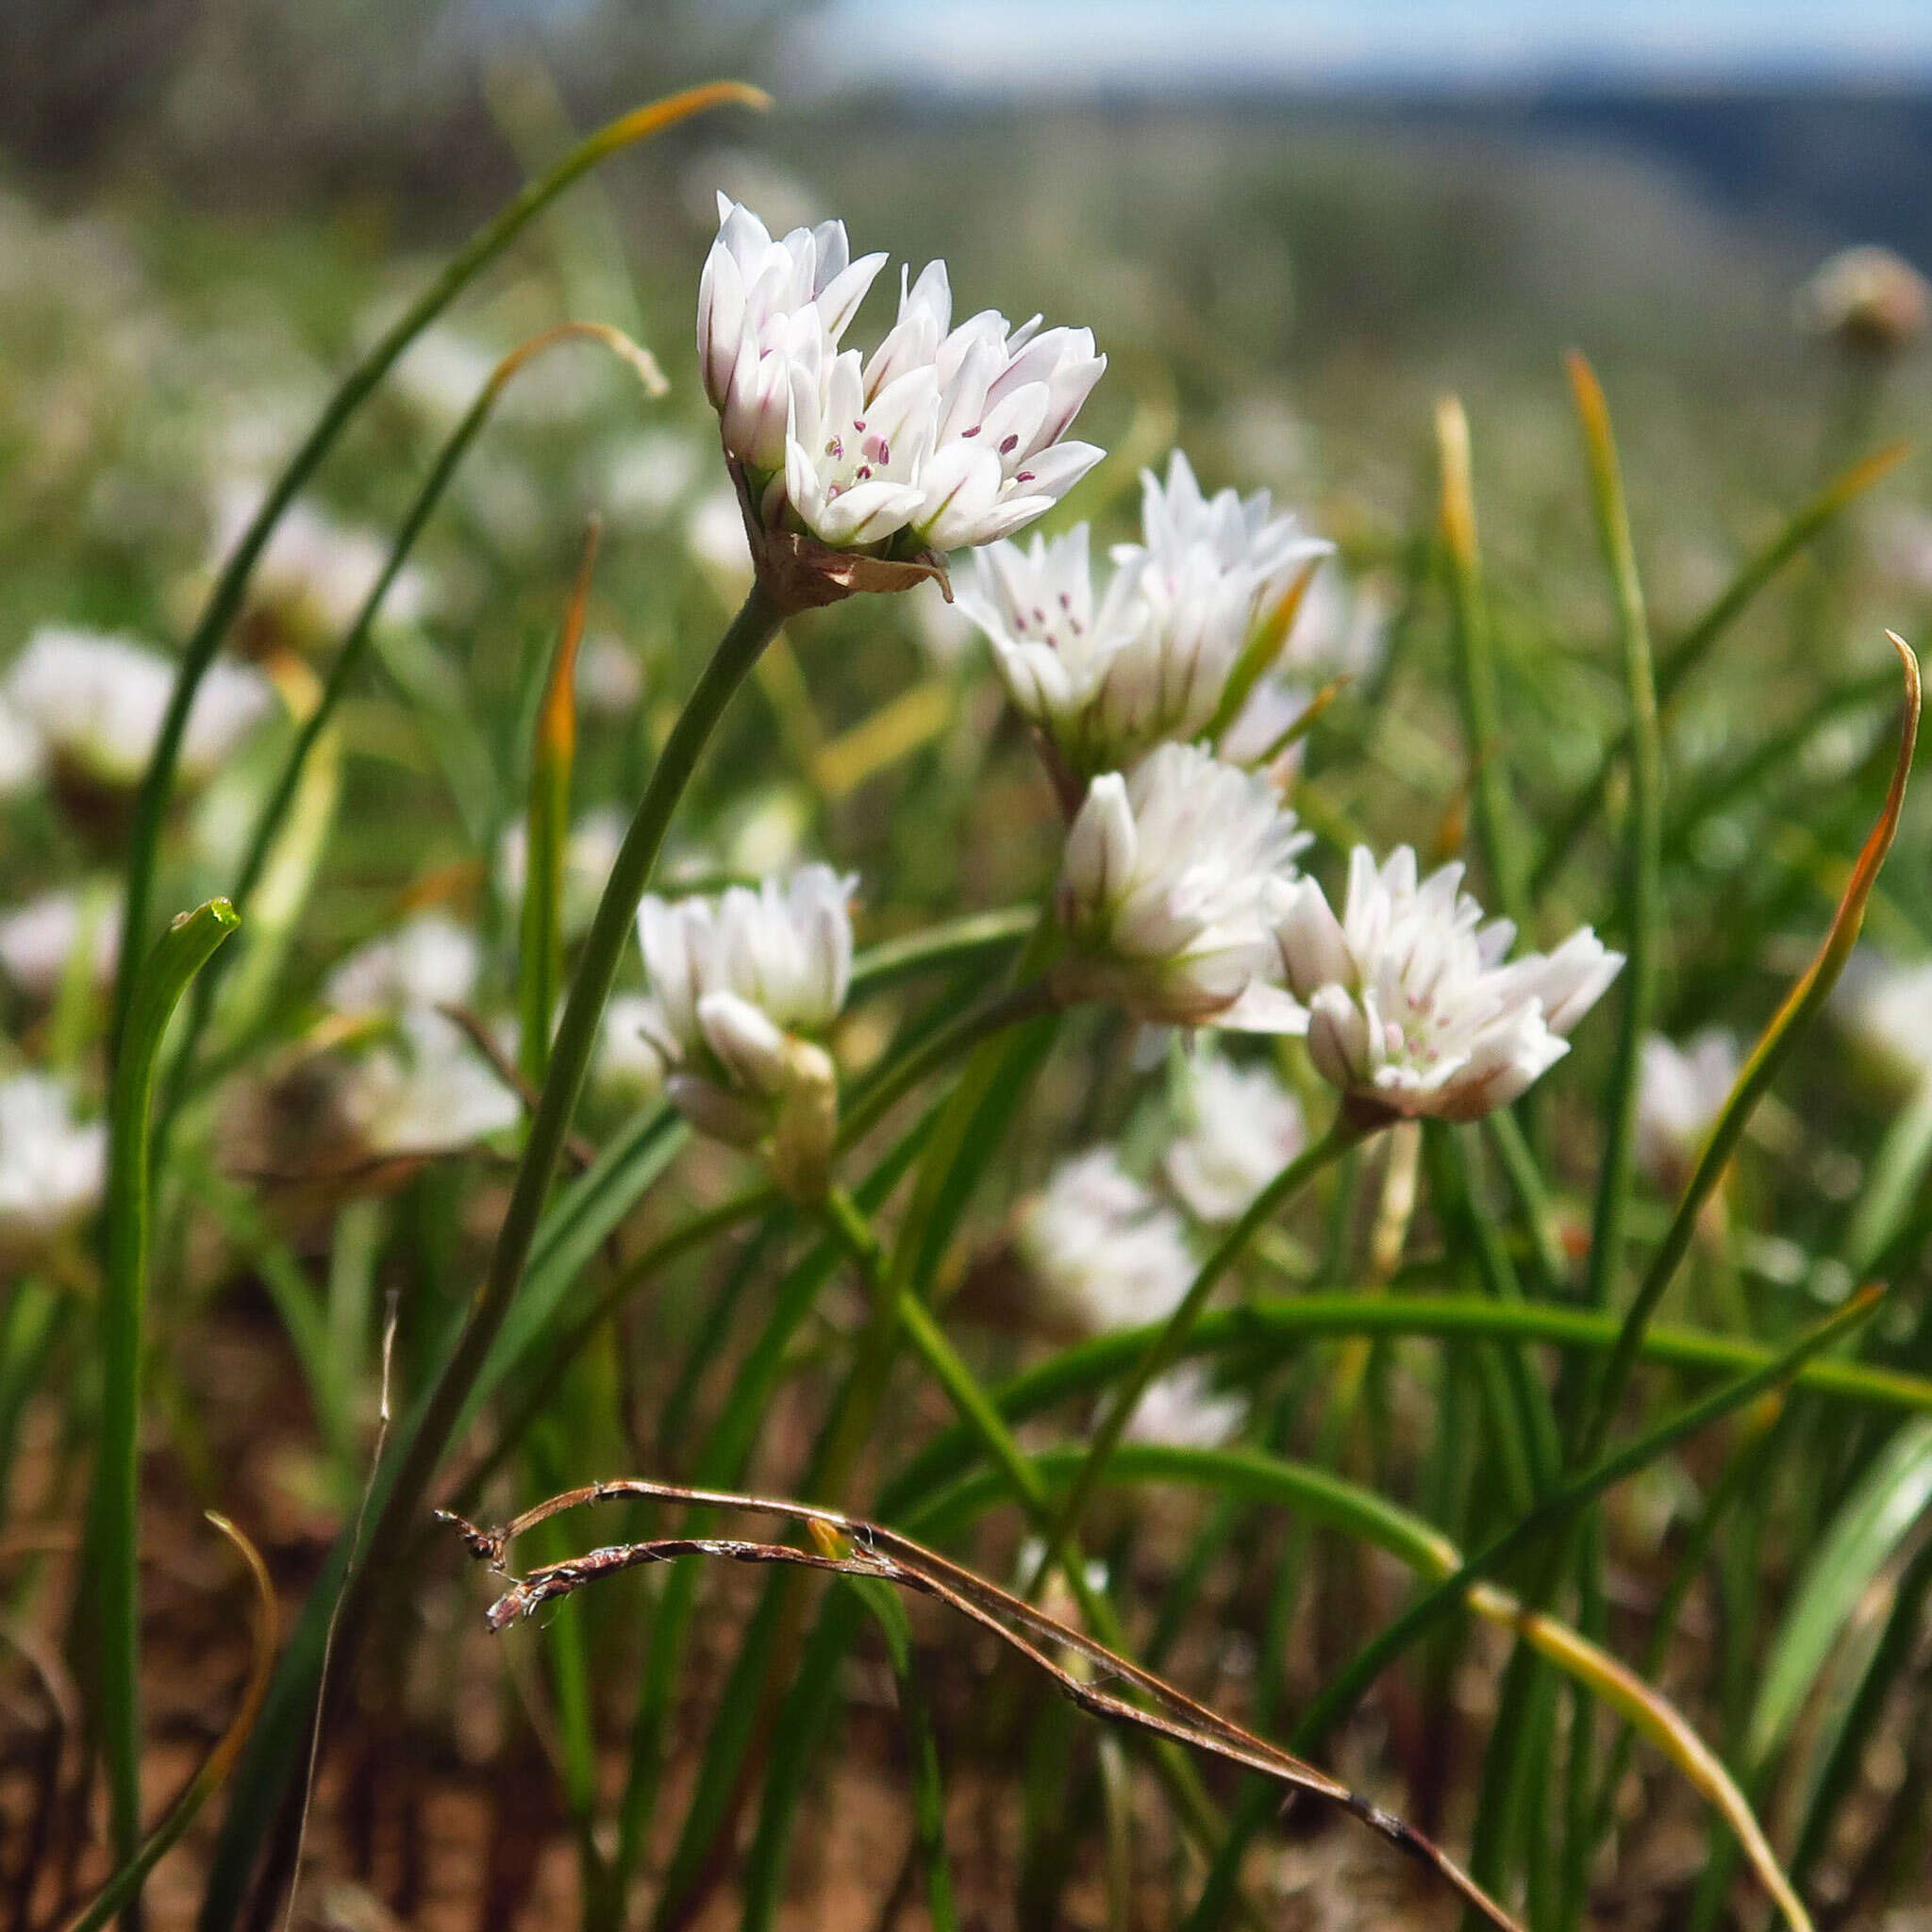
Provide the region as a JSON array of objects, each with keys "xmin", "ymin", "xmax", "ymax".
[{"xmin": 1798, "ymin": 245, "xmax": 1932, "ymax": 358}]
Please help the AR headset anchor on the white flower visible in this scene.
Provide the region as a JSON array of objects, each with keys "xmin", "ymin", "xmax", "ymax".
[
  {"xmin": 1836, "ymin": 954, "xmax": 1932, "ymax": 1090},
  {"xmin": 0, "ymin": 1072, "xmax": 106, "ymax": 1265},
  {"xmin": 0, "ymin": 692, "xmax": 45, "ymax": 797},
  {"xmin": 0, "ymin": 886, "xmax": 120, "ymax": 999},
  {"xmin": 325, "ymin": 910, "xmax": 480, "ymax": 1020},
  {"xmin": 1055, "ymin": 742, "xmax": 1310, "ymax": 1034},
  {"xmin": 1124, "ymin": 1366, "xmax": 1247, "ymax": 1448},
  {"xmin": 961, "ymin": 451, "xmax": 1328, "ymax": 777},
  {"xmin": 332, "ymin": 1008, "xmax": 519, "ymax": 1158},
  {"xmin": 310, "ymin": 910, "xmax": 515, "ymax": 1158},
  {"xmin": 4, "ymin": 626, "xmax": 276, "ymax": 787},
  {"xmin": 1636, "ymin": 1030, "xmax": 1739, "ymax": 1184},
  {"xmin": 699, "ymin": 195, "xmax": 887, "ymax": 471},
  {"xmin": 1016, "ymin": 1149, "xmax": 1196, "ymax": 1334},
  {"xmin": 779, "ymin": 341, "xmax": 936, "ymax": 545},
  {"xmin": 1274, "ymin": 846, "xmax": 1624, "ymax": 1122},
  {"xmin": 634, "ymin": 863, "xmax": 856, "ymax": 1196},
  {"xmin": 497, "ymin": 808, "xmax": 626, "ymax": 941},
  {"xmin": 1163, "ymin": 1054, "xmax": 1307, "ymax": 1224},
  {"xmin": 701, "ymin": 197, "xmax": 1105, "ymax": 555}
]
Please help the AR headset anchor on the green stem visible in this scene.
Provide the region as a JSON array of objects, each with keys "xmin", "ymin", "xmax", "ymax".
[
  {"xmin": 214, "ymin": 582, "xmax": 781, "ymax": 1930},
  {"xmin": 1025, "ymin": 1109, "xmax": 1376, "ymax": 1594},
  {"xmin": 91, "ymin": 902, "xmax": 240, "ymax": 1898},
  {"xmin": 357, "ymin": 580, "xmax": 779, "ymax": 1564}
]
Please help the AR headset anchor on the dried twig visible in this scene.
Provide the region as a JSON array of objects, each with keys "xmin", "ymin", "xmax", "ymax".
[{"xmin": 441, "ymin": 1477, "xmax": 1525, "ymax": 1932}]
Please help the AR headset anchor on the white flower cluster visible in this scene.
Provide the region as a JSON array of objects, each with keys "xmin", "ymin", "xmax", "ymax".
[
  {"xmin": 634, "ymin": 863, "xmax": 856, "ymax": 1197},
  {"xmin": 698, "ymin": 197, "xmax": 1105, "ymax": 554},
  {"xmin": 0, "ymin": 1072, "xmax": 106, "ymax": 1267},
  {"xmin": 962, "ymin": 451, "xmax": 1330, "ymax": 778},
  {"xmin": 5, "ymin": 626, "xmax": 276, "ymax": 789},
  {"xmin": 1055, "ymin": 741, "xmax": 1311, "ymax": 1034},
  {"xmin": 321, "ymin": 911, "xmax": 518, "ymax": 1158},
  {"xmin": 1274, "ymin": 847, "xmax": 1624, "ymax": 1122}
]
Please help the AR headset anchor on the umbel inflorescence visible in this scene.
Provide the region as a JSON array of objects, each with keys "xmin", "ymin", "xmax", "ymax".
[
  {"xmin": 636, "ymin": 195, "xmax": 1625, "ymax": 1187},
  {"xmin": 698, "ymin": 196, "xmax": 1106, "ymax": 570}
]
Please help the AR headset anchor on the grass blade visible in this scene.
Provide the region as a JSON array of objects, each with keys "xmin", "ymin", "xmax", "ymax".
[
  {"xmin": 1790, "ymin": 1525, "xmax": 1932, "ymax": 1886},
  {"xmin": 1567, "ymin": 352, "xmax": 1662, "ymax": 1326},
  {"xmin": 1288, "ymin": 1287, "xmax": 1884, "ymax": 1763},
  {"xmin": 89, "ymin": 898, "xmax": 240, "ymax": 1894}
]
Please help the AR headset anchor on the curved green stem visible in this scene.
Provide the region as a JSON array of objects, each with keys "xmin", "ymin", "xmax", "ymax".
[{"xmin": 91, "ymin": 901, "xmax": 240, "ymax": 1897}]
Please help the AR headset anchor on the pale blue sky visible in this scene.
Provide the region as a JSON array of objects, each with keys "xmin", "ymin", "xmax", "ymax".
[{"xmin": 791, "ymin": 0, "xmax": 1932, "ymax": 89}]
